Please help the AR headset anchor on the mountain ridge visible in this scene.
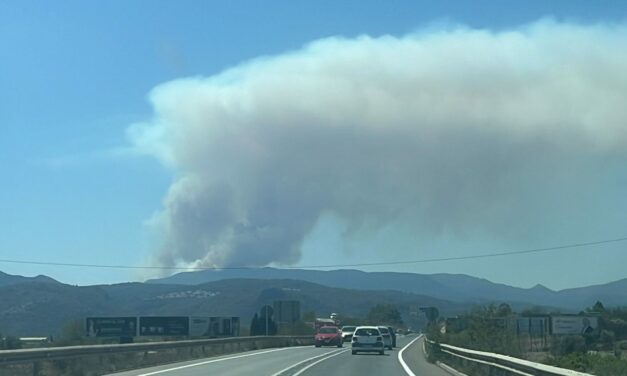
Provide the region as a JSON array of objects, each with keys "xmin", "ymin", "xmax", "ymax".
[
  {"xmin": 0, "ymin": 270, "xmax": 60, "ymax": 286},
  {"xmin": 147, "ymin": 267, "xmax": 627, "ymax": 310},
  {"xmin": 0, "ymin": 277, "xmax": 466, "ymax": 336}
]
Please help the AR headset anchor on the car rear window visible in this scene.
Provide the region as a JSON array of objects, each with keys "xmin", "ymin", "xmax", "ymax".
[{"xmin": 355, "ymin": 328, "xmax": 379, "ymax": 336}]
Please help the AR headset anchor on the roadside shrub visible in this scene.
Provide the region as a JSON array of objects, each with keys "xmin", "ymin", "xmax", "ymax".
[
  {"xmin": 550, "ymin": 335, "xmax": 586, "ymax": 356},
  {"xmin": 548, "ymin": 353, "xmax": 627, "ymax": 376}
]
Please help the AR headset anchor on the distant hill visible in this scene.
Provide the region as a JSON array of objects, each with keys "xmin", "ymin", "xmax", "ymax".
[
  {"xmin": 0, "ymin": 277, "xmax": 466, "ymax": 336},
  {"xmin": 4, "ymin": 268, "xmax": 626, "ymax": 337},
  {"xmin": 0, "ymin": 271, "xmax": 59, "ymax": 286},
  {"xmin": 147, "ymin": 268, "xmax": 627, "ymax": 310}
]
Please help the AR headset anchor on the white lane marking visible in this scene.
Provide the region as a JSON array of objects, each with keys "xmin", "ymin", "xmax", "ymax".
[
  {"xmin": 398, "ymin": 334, "xmax": 424, "ymax": 376},
  {"xmin": 270, "ymin": 348, "xmax": 345, "ymax": 376},
  {"xmin": 292, "ymin": 348, "xmax": 349, "ymax": 376},
  {"xmin": 134, "ymin": 346, "xmax": 303, "ymax": 375}
]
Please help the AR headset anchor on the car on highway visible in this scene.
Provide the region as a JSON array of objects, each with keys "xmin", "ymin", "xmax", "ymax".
[
  {"xmin": 377, "ymin": 326, "xmax": 393, "ymax": 350},
  {"xmin": 351, "ymin": 326, "xmax": 384, "ymax": 355},
  {"xmin": 314, "ymin": 326, "xmax": 343, "ymax": 348},
  {"xmin": 340, "ymin": 325, "xmax": 356, "ymax": 342},
  {"xmin": 387, "ymin": 326, "xmax": 397, "ymax": 347}
]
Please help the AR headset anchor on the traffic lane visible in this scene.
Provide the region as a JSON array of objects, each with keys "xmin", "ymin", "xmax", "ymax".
[
  {"xmin": 301, "ymin": 349, "xmax": 400, "ymax": 376},
  {"xmin": 295, "ymin": 335, "xmax": 411, "ymax": 376},
  {"xmin": 400, "ymin": 336, "xmax": 451, "ymax": 376},
  {"xmin": 107, "ymin": 345, "xmax": 340, "ymax": 376},
  {"xmin": 296, "ymin": 335, "xmax": 450, "ymax": 376}
]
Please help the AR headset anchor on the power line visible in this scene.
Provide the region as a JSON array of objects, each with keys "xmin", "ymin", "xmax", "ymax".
[{"xmin": 1, "ymin": 236, "xmax": 626, "ymax": 271}]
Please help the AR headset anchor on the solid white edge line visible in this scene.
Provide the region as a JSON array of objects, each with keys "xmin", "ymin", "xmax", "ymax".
[
  {"xmin": 270, "ymin": 347, "xmax": 346, "ymax": 376},
  {"xmin": 292, "ymin": 348, "xmax": 349, "ymax": 376},
  {"xmin": 134, "ymin": 346, "xmax": 302, "ymax": 376},
  {"xmin": 398, "ymin": 334, "xmax": 424, "ymax": 376}
]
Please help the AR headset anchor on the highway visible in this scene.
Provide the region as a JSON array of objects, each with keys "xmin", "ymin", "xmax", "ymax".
[{"xmin": 108, "ymin": 335, "xmax": 451, "ymax": 376}]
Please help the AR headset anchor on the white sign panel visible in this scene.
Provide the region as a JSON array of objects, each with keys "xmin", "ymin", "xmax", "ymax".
[
  {"xmin": 551, "ymin": 316, "xmax": 598, "ymax": 335},
  {"xmin": 189, "ymin": 316, "xmax": 212, "ymax": 337}
]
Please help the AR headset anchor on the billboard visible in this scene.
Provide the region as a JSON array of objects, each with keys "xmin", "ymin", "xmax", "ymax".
[
  {"xmin": 516, "ymin": 317, "xmax": 549, "ymax": 336},
  {"xmin": 86, "ymin": 317, "xmax": 137, "ymax": 338},
  {"xmin": 189, "ymin": 316, "xmax": 212, "ymax": 336},
  {"xmin": 516, "ymin": 318, "xmax": 530, "ymax": 335},
  {"xmin": 188, "ymin": 316, "xmax": 241, "ymax": 337},
  {"xmin": 530, "ymin": 317, "xmax": 548, "ymax": 336},
  {"xmin": 273, "ymin": 300, "xmax": 301, "ymax": 324},
  {"xmin": 139, "ymin": 316, "xmax": 189, "ymax": 336},
  {"xmin": 86, "ymin": 316, "xmax": 241, "ymax": 338},
  {"xmin": 551, "ymin": 316, "xmax": 598, "ymax": 335}
]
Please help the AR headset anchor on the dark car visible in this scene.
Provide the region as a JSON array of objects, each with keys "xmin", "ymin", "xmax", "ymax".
[
  {"xmin": 387, "ymin": 326, "xmax": 396, "ymax": 347},
  {"xmin": 377, "ymin": 326, "xmax": 393, "ymax": 350},
  {"xmin": 314, "ymin": 326, "xmax": 342, "ymax": 348}
]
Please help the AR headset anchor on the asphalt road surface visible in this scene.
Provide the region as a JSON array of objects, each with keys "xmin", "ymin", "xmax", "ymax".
[{"xmin": 108, "ymin": 335, "xmax": 451, "ymax": 376}]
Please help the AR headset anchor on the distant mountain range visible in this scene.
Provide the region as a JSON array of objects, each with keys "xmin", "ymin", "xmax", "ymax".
[
  {"xmin": 0, "ymin": 271, "xmax": 59, "ymax": 286},
  {"xmin": 3, "ymin": 268, "xmax": 627, "ymax": 337},
  {"xmin": 147, "ymin": 267, "xmax": 627, "ymax": 310},
  {"xmin": 0, "ymin": 273, "xmax": 465, "ymax": 336}
]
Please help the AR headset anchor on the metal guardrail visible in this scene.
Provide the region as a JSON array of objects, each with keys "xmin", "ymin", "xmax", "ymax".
[
  {"xmin": 0, "ymin": 336, "xmax": 315, "ymax": 376},
  {"xmin": 0, "ymin": 335, "xmax": 312, "ymax": 366},
  {"xmin": 425, "ymin": 338, "xmax": 593, "ymax": 376}
]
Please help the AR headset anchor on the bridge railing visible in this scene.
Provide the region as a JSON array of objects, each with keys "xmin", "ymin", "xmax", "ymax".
[
  {"xmin": 0, "ymin": 335, "xmax": 313, "ymax": 376},
  {"xmin": 424, "ymin": 338, "xmax": 592, "ymax": 376}
]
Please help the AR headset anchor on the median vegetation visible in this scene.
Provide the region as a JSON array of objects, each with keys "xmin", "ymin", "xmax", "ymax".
[{"xmin": 425, "ymin": 301, "xmax": 627, "ymax": 376}]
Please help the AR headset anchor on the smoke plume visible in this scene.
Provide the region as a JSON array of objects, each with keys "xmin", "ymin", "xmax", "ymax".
[{"xmin": 129, "ymin": 20, "xmax": 627, "ymax": 269}]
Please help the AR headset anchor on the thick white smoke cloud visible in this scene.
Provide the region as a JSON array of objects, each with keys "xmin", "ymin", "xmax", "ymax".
[{"xmin": 129, "ymin": 20, "xmax": 627, "ymax": 269}]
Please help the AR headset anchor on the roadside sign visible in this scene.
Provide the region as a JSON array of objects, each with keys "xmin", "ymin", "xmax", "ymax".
[
  {"xmin": 139, "ymin": 316, "xmax": 189, "ymax": 336},
  {"xmin": 86, "ymin": 317, "xmax": 137, "ymax": 338},
  {"xmin": 551, "ymin": 316, "xmax": 598, "ymax": 335},
  {"xmin": 189, "ymin": 316, "xmax": 212, "ymax": 336}
]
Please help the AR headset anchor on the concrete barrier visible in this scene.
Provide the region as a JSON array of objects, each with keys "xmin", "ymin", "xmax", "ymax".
[{"xmin": 0, "ymin": 335, "xmax": 314, "ymax": 376}]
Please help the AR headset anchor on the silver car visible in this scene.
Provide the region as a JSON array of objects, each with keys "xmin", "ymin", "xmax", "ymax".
[
  {"xmin": 351, "ymin": 326, "xmax": 385, "ymax": 355},
  {"xmin": 341, "ymin": 325, "xmax": 356, "ymax": 342}
]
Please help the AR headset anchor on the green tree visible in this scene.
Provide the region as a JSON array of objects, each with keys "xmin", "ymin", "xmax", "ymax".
[
  {"xmin": 366, "ymin": 304, "xmax": 403, "ymax": 327},
  {"xmin": 268, "ymin": 318, "xmax": 278, "ymax": 336},
  {"xmin": 551, "ymin": 335, "xmax": 587, "ymax": 356},
  {"xmin": 521, "ymin": 306, "xmax": 549, "ymax": 316},
  {"xmin": 335, "ymin": 314, "xmax": 362, "ymax": 326},
  {"xmin": 497, "ymin": 303, "xmax": 513, "ymax": 317},
  {"xmin": 250, "ymin": 313, "xmax": 260, "ymax": 336},
  {"xmin": 302, "ymin": 311, "xmax": 316, "ymax": 322},
  {"xmin": 599, "ymin": 329, "xmax": 616, "ymax": 349},
  {"xmin": 589, "ymin": 301, "xmax": 606, "ymax": 313},
  {"xmin": 58, "ymin": 319, "xmax": 89, "ymax": 346}
]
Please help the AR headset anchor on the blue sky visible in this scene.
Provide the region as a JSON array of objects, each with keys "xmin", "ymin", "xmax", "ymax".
[{"xmin": 1, "ymin": 1, "xmax": 626, "ymax": 288}]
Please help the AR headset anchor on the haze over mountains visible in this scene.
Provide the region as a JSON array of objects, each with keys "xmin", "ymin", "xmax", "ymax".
[
  {"xmin": 2, "ymin": 268, "xmax": 627, "ymax": 337},
  {"xmin": 0, "ymin": 273, "xmax": 462, "ymax": 336},
  {"xmin": 147, "ymin": 268, "xmax": 627, "ymax": 310}
]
